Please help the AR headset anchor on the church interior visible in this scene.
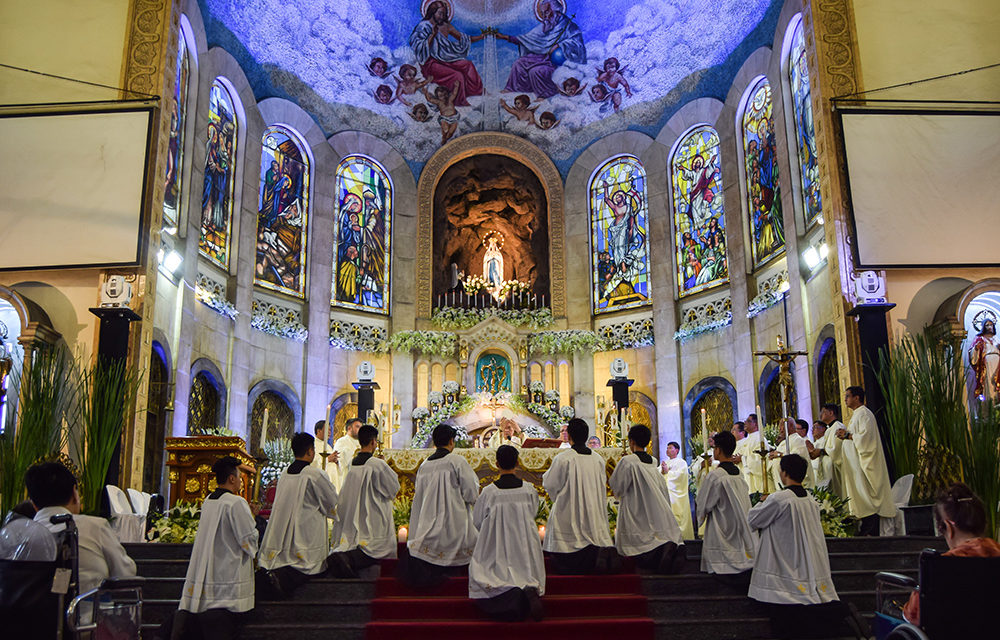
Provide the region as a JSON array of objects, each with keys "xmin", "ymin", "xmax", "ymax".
[{"xmin": 0, "ymin": 0, "xmax": 998, "ymax": 637}]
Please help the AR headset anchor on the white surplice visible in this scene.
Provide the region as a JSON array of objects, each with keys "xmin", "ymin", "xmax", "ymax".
[
  {"xmin": 735, "ymin": 431, "xmax": 770, "ymax": 494},
  {"xmin": 748, "ymin": 487, "xmax": 839, "ymax": 605},
  {"xmin": 331, "ymin": 454, "xmax": 400, "ymax": 560},
  {"xmin": 408, "ymin": 452, "xmax": 479, "ymax": 566},
  {"xmin": 662, "ymin": 457, "xmax": 694, "ymax": 540},
  {"xmin": 311, "ymin": 435, "xmax": 341, "ymax": 487},
  {"xmin": 258, "ymin": 463, "xmax": 338, "ymax": 575},
  {"xmin": 333, "ymin": 435, "xmax": 361, "ymax": 490},
  {"xmin": 695, "ymin": 464, "xmax": 755, "ymax": 574},
  {"xmin": 811, "ymin": 431, "xmax": 834, "ymax": 489},
  {"xmin": 469, "ymin": 481, "xmax": 545, "ymax": 600},
  {"xmin": 767, "ymin": 433, "xmax": 815, "ymax": 489},
  {"xmin": 832, "ymin": 408, "xmax": 894, "ymax": 519},
  {"xmin": 822, "ymin": 420, "xmax": 848, "ymax": 500},
  {"xmin": 542, "ymin": 447, "xmax": 613, "ymax": 553},
  {"xmin": 179, "ymin": 490, "xmax": 259, "ymax": 613},
  {"xmin": 610, "ymin": 454, "xmax": 682, "ymax": 556}
]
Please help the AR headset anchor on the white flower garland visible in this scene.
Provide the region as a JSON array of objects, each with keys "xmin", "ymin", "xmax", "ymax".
[
  {"xmin": 673, "ymin": 311, "xmax": 733, "ymax": 342},
  {"xmin": 195, "ymin": 285, "xmax": 238, "ymax": 320},
  {"xmin": 747, "ymin": 289, "xmax": 784, "ymax": 318}
]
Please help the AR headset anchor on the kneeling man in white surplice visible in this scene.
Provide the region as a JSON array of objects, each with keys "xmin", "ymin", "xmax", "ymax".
[
  {"xmin": 695, "ymin": 430, "xmax": 755, "ymax": 582},
  {"xmin": 610, "ymin": 425, "xmax": 685, "ymax": 574},
  {"xmin": 327, "ymin": 424, "xmax": 400, "ymax": 578},
  {"xmin": 542, "ymin": 418, "xmax": 619, "ymax": 574},
  {"xmin": 469, "ymin": 445, "xmax": 545, "ymax": 622}
]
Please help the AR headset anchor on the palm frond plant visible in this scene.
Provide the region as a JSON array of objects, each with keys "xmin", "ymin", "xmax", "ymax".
[
  {"xmin": 876, "ymin": 338, "xmax": 921, "ymax": 481},
  {"xmin": 959, "ymin": 400, "xmax": 1000, "ymax": 538}
]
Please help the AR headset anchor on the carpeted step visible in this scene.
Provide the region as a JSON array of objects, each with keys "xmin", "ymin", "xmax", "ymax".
[
  {"xmin": 374, "ymin": 573, "xmax": 641, "ymax": 598},
  {"xmin": 370, "ymin": 593, "xmax": 648, "ymax": 620},
  {"xmin": 366, "ymin": 617, "xmax": 655, "ymax": 640},
  {"xmin": 653, "ymin": 616, "xmax": 773, "ymax": 640}
]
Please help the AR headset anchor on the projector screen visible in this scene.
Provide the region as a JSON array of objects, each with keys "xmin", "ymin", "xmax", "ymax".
[
  {"xmin": 0, "ymin": 107, "xmax": 154, "ymax": 270},
  {"xmin": 840, "ymin": 109, "xmax": 1000, "ymax": 268}
]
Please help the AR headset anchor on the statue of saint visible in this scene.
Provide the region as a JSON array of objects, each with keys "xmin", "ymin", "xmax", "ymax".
[
  {"xmin": 969, "ymin": 314, "xmax": 1000, "ymax": 401},
  {"xmin": 482, "ymin": 232, "xmax": 504, "ymax": 297}
]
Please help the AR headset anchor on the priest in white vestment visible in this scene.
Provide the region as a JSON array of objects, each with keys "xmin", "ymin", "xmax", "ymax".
[
  {"xmin": 695, "ymin": 431, "xmax": 755, "ymax": 577},
  {"xmin": 818, "ymin": 404, "xmax": 848, "ymax": 499},
  {"xmin": 611, "ymin": 426, "xmax": 685, "ymax": 573},
  {"xmin": 175, "ymin": 456, "xmax": 259, "ymax": 638},
  {"xmin": 542, "ymin": 418, "xmax": 618, "ymax": 574},
  {"xmin": 734, "ymin": 413, "xmax": 770, "ymax": 494},
  {"xmin": 768, "ymin": 420, "xmax": 815, "ymax": 489},
  {"xmin": 487, "ymin": 418, "xmax": 523, "ymax": 448},
  {"xmin": 328, "ymin": 425, "xmax": 400, "ymax": 578},
  {"xmin": 837, "ymin": 386, "xmax": 894, "ymax": 535},
  {"xmin": 809, "ymin": 421, "xmax": 833, "ymax": 488},
  {"xmin": 311, "ymin": 420, "xmax": 340, "ymax": 487},
  {"xmin": 258, "ymin": 433, "xmax": 339, "ymax": 596},
  {"xmin": 661, "ymin": 441, "xmax": 694, "ymax": 539},
  {"xmin": 333, "ymin": 418, "xmax": 362, "ymax": 490},
  {"xmin": 405, "ymin": 424, "xmax": 479, "ymax": 586},
  {"xmin": 469, "ymin": 445, "xmax": 545, "ymax": 622}
]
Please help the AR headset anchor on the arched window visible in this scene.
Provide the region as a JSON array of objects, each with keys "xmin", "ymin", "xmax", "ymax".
[
  {"xmin": 256, "ymin": 125, "xmax": 310, "ymax": 297},
  {"xmin": 671, "ymin": 125, "xmax": 728, "ymax": 297},
  {"xmin": 163, "ymin": 23, "xmax": 191, "ymax": 234},
  {"xmin": 741, "ymin": 77, "xmax": 784, "ymax": 268},
  {"xmin": 249, "ymin": 390, "xmax": 295, "ymax": 456},
  {"xmin": 691, "ymin": 388, "xmax": 733, "ymax": 437},
  {"xmin": 817, "ymin": 337, "xmax": 839, "ymax": 408},
  {"xmin": 187, "ymin": 371, "xmax": 220, "ymax": 434},
  {"xmin": 786, "ymin": 15, "xmax": 823, "ymax": 228},
  {"xmin": 590, "ymin": 155, "xmax": 650, "ymax": 314},
  {"xmin": 199, "ymin": 78, "xmax": 239, "ymax": 270},
  {"xmin": 332, "ymin": 155, "xmax": 392, "ymax": 313}
]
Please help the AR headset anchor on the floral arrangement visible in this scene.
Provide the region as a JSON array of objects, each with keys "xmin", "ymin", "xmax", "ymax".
[
  {"xmin": 529, "ymin": 330, "xmax": 606, "ymax": 355},
  {"xmin": 408, "ymin": 395, "xmax": 475, "ymax": 448},
  {"xmin": 544, "ymin": 389, "xmax": 560, "ymax": 402},
  {"xmin": 673, "ymin": 311, "xmax": 733, "ymax": 342},
  {"xmin": 431, "ymin": 306, "xmax": 554, "ymax": 330},
  {"xmin": 442, "ymin": 380, "xmax": 460, "ymax": 395},
  {"xmin": 687, "ymin": 436, "xmax": 705, "ymax": 458},
  {"xmin": 191, "ymin": 426, "xmax": 238, "ymax": 438},
  {"xmin": 600, "ymin": 320, "xmax": 655, "ymax": 350},
  {"xmin": 535, "ymin": 494, "xmax": 552, "ymax": 526},
  {"xmin": 498, "ymin": 279, "xmax": 532, "ymax": 298},
  {"xmin": 427, "ymin": 391, "xmax": 444, "ymax": 406},
  {"xmin": 260, "ymin": 438, "xmax": 294, "ymax": 488},
  {"xmin": 607, "ymin": 498, "xmax": 619, "ymax": 538},
  {"xmin": 809, "ymin": 486, "xmax": 857, "ymax": 537},
  {"xmin": 508, "ymin": 394, "xmax": 562, "ymax": 435},
  {"xmin": 747, "ymin": 289, "xmax": 785, "ymax": 318},
  {"xmin": 462, "ymin": 273, "xmax": 490, "ymax": 294},
  {"xmin": 387, "ymin": 330, "xmax": 457, "ymax": 357},
  {"xmin": 195, "ymin": 284, "xmax": 238, "ymax": 321},
  {"xmin": 560, "ymin": 406, "xmax": 576, "ymax": 419},
  {"xmin": 251, "ymin": 305, "xmax": 308, "ymax": 342},
  {"xmin": 411, "ymin": 407, "xmax": 430, "ymax": 422},
  {"xmin": 529, "ymin": 380, "xmax": 544, "ymax": 393},
  {"xmin": 762, "ymin": 422, "xmax": 782, "ymax": 449},
  {"xmin": 328, "ymin": 321, "xmax": 387, "ymax": 353},
  {"xmin": 393, "ymin": 495, "xmax": 412, "ymax": 529},
  {"xmin": 147, "ymin": 501, "xmax": 201, "ymax": 543}
]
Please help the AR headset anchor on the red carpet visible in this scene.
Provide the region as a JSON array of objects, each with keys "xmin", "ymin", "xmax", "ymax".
[{"xmin": 366, "ymin": 549, "xmax": 655, "ymax": 640}]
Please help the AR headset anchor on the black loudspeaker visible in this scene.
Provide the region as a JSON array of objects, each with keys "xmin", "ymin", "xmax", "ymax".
[{"xmin": 357, "ymin": 386, "xmax": 375, "ymax": 424}]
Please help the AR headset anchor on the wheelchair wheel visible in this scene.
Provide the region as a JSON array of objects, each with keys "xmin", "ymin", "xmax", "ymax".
[{"xmin": 886, "ymin": 623, "xmax": 929, "ymax": 640}]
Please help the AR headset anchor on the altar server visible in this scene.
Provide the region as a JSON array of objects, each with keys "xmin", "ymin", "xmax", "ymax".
[
  {"xmin": 661, "ymin": 441, "xmax": 694, "ymax": 539},
  {"xmin": 333, "ymin": 418, "xmax": 362, "ymax": 490},
  {"xmin": 809, "ymin": 421, "xmax": 833, "ymax": 488},
  {"xmin": 327, "ymin": 425, "xmax": 400, "ymax": 578},
  {"xmin": 175, "ymin": 456, "xmax": 259, "ymax": 639},
  {"xmin": 735, "ymin": 413, "xmax": 770, "ymax": 494},
  {"xmin": 749, "ymin": 454, "xmax": 841, "ymax": 638},
  {"xmin": 695, "ymin": 430, "xmax": 755, "ymax": 578},
  {"xmin": 817, "ymin": 404, "xmax": 847, "ymax": 499},
  {"xmin": 768, "ymin": 419, "xmax": 815, "ymax": 489},
  {"xmin": 311, "ymin": 419, "xmax": 340, "ymax": 486},
  {"xmin": 837, "ymin": 387, "xmax": 894, "ymax": 535},
  {"xmin": 469, "ymin": 445, "xmax": 545, "ymax": 622},
  {"xmin": 542, "ymin": 418, "xmax": 618, "ymax": 574},
  {"xmin": 258, "ymin": 432, "xmax": 338, "ymax": 596},
  {"xmin": 405, "ymin": 424, "xmax": 479, "ymax": 586},
  {"xmin": 611, "ymin": 425, "xmax": 685, "ymax": 574}
]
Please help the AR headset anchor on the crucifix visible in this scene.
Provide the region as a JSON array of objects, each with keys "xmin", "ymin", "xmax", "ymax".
[{"xmin": 752, "ymin": 334, "xmax": 807, "ymax": 494}]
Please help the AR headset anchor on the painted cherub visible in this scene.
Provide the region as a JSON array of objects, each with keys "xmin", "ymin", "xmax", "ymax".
[
  {"xmin": 373, "ymin": 84, "xmax": 395, "ymax": 105},
  {"xmin": 500, "ymin": 94, "xmax": 538, "ymax": 125},
  {"xmin": 536, "ymin": 111, "xmax": 559, "ymax": 130},
  {"xmin": 590, "ymin": 83, "xmax": 622, "ymax": 113},
  {"xmin": 421, "ymin": 82, "xmax": 461, "ymax": 145},
  {"xmin": 367, "ymin": 57, "xmax": 390, "ymax": 78},
  {"xmin": 559, "ymin": 76, "xmax": 587, "ymax": 97},
  {"xmin": 596, "ymin": 57, "xmax": 632, "ymax": 98},
  {"xmin": 409, "ymin": 103, "xmax": 431, "ymax": 123},
  {"xmin": 394, "ymin": 64, "xmax": 430, "ymax": 106}
]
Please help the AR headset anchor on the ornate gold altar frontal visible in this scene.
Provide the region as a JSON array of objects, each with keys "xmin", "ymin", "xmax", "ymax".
[{"xmin": 165, "ymin": 436, "xmax": 256, "ymax": 507}]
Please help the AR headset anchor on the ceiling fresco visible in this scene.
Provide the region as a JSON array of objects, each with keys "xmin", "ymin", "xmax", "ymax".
[{"xmin": 198, "ymin": 0, "xmax": 781, "ymax": 174}]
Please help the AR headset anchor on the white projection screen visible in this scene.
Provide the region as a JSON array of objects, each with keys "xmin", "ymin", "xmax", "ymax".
[
  {"xmin": 0, "ymin": 107, "xmax": 154, "ymax": 270},
  {"xmin": 840, "ymin": 109, "xmax": 1000, "ymax": 268}
]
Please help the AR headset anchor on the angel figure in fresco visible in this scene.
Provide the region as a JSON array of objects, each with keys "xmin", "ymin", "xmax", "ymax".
[
  {"xmin": 559, "ymin": 76, "xmax": 586, "ymax": 97},
  {"xmin": 368, "ymin": 57, "xmax": 390, "ymax": 78},
  {"xmin": 595, "ymin": 57, "xmax": 631, "ymax": 98},
  {"xmin": 969, "ymin": 315, "xmax": 1000, "ymax": 401},
  {"xmin": 421, "ymin": 82, "xmax": 461, "ymax": 145},
  {"xmin": 536, "ymin": 111, "xmax": 559, "ymax": 129},
  {"xmin": 601, "ymin": 178, "xmax": 645, "ymax": 300},
  {"xmin": 394, "ymin": 64, "xmax": 430, "ymax": 107},
  {"xmin": 373, "ymin": 84, "xmax": 396, "ymax": 105},
  {"xmin": 500, "ymin": 94, "xmax": 538, "ymax": 125}
]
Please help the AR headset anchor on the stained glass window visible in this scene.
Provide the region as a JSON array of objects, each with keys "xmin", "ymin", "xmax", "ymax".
[
  {"xmin": 255, "ymin": 125, "xmax": 310, "ymax": 297},
  {"xmin": 187, "ymin": 372, "xmax": 219, "ymax": 435},
  {"xmin": 691, "ymin": 388, "xmax": 733, "ymax": 435},
  {"xmin": 163, "ymin": 29, "xmax": 189, "ymax": 233},
  {"xmin": 332, "ymin": 155, "xmax": 392, "ymax": 313},
  {"xmin": 787, "ymin": 16, "xmax": 823, "ymax": 227},
  {"xmin": 249, "ymin": 391, "xmax": 295, "ymax": 456},
  {"xmin": 590, "ymin": 155, "xmax": 650, "ymax": 314},
  {"xmin": 741, "ymin": 78, "xmax": 785, "ymax": 268},
  {"xmin": 671, "ymin": 125, "xmax": 728, "ymax": 297},
  {"xmin": 199, "ymin": 78, "xmax": 239, "ymax": 270}
]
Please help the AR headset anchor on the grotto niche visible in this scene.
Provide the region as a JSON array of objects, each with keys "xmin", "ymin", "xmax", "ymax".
[{"xmin": 432, "ymin": 154, "xmax": 550, "ymax": 304}]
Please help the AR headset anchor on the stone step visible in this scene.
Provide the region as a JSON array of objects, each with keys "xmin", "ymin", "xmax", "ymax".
[
  {"xmin": 140, "ymin": 576, "xmax": 375, "ymax": 600},
  {"xmin": 140, "ymin": 621, "xmax": 368, "ymax": 640},
  {"xmin": 143, "ymin": 598, "xmax": 371, "ymax": 627},
  {"xmin": 641, "ymin": 568, "xmax": 916, "ymax": 596},
  {"xmin": 645, "ymin": 590, "xmax": 877, "ymax": 621}
]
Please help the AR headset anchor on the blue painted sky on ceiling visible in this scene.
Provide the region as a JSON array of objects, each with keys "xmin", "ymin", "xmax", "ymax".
[{"xmin": 197, "ymin": 0, "xmax": 781, "ymax": 175}]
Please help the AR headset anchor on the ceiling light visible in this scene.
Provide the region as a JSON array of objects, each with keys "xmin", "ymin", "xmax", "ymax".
[{"xmin": 819, "ymin": 243, "xmax": 829, "ymax": 259}]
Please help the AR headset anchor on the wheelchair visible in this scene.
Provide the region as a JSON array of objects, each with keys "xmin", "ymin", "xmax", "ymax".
[{"xmin": 874, "ymin": 548, "xmax": 1000, "ymax": 640}]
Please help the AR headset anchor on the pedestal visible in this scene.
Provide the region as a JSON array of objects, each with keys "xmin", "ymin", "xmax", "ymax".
[
  {"xmin": 164, "ymin": 436, "xmax": 256, "ymax": 506},
  {"xmin": 847, "ymin": 302, "xmax": 896, "ymax": 479}
]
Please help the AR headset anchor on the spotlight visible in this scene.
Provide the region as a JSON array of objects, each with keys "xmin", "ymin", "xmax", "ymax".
[
  {"xmin": 779, "ymin": 280, "xmax": 791, "ymax": 293},
  {"xmin": 819, "ymin": 243, "xmax": 829, "ymax": 259},
  {"xmin": 802, "ymin": 246, "xmax": 821, "ymax": 270},
  {"xmin": 163, "ymin": 250, "xmax": 183, "ymax": 275}
]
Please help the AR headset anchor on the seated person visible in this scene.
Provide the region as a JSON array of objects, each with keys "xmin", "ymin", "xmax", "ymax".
[
  {"xmin": 27, "ymin": 462, "xmax": 137, "ymax": 595},
  {"xmin": 695, "ymin": 431, "xmax": 755, "ymax": 581},
  {"xmin": 174, "ymin": 456, "xmax": 259, "ymax": 640},
  {"xmin": 542, "ymin": 418, "xmax": 618, "ymax": 574},
  {"xmin": 327, "ymin": 425, "xmax": 400, "ymax": 578},
  {"xmin": 902, "ymin": 482, "xmax": 1000, "ymax": 627},
  {"xmin": 257, "ymin": 433, "xmax": 338, "ymax": 597},
  {"xmin": 748, "ymin": 454, "xmax": 840, "ymax": 639},
  {"xmin": 469, "ymin": 445, "xmax": 545, "ymax": 621},
  {"xmin": 609, "ymin": 425, "xmax": 685, "ymax": 574},
  {"xmin": 487, "ymin": 419, "xmax": 523, "ymax": 448},
  {"xmin": 404, "ymin": 424, "xmax": 479, "ymax": 587}
]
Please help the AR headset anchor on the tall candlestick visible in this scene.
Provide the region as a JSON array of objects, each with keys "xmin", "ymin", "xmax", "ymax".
[
  {"xmin": 259, "ymin": 407, "xmax": 269, "ymax": 452},
  {"xmin": 701, "ymin": 407, "xmax": 708, "ymax": 455}
]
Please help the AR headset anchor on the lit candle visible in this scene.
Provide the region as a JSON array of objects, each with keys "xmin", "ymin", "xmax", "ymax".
[
  {"xmin": 398, "ymin": 526, "xmax": 408, "ymax": 543},
  {"xmin": 538, "ymin": 524, "xmax": 546, "ymax": 541},
  {"xmin": 259, "ymin": 407, "xmax": 269, "ymax": 451},
  {"xmin": 701, "ymin": 407, "xmax": 708, "ymax": 455}
]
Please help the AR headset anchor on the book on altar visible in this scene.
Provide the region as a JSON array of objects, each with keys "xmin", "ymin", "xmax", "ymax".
[{"xmin": 522, "ymin": 438, "xmax": 563, "ymax": 449}]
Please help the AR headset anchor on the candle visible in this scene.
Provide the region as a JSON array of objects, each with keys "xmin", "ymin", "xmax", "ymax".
[
  {"xmin": 701, "ymin": 407, "xmax": 708, "ymax": 455},
  {"xmin": 538, "ymin": 524, "xmax": 546, "ymax": 541},
  {"xmin": 398, "ymin": 526, "xmax": 408, "ymax": 543},
  {"xmin": 259, "ymin": 407, "xmax": 269, "ymax": 451}
]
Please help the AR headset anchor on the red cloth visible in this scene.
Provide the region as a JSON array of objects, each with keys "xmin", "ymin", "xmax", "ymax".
[
  {"xmin": 902, "ymin": 537, "xmax": 1000, "ymax": 625},
  {"xmin": 420, "ymin": 58, "xmax": 483, "ymax": 107}
]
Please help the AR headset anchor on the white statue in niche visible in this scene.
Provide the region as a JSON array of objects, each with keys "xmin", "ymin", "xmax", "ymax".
[{"xmin": 482, "ymin": 231, "xmax": 504, "ymax": 298}]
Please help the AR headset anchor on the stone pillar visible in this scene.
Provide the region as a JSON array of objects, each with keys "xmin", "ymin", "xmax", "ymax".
[
  {"xmin": 391, "ymin": 351, "xmax": 414, "ymax": 447},
  {"xmin": 572, "ymin": 352, "xmax": 596, "ymax": 428}
]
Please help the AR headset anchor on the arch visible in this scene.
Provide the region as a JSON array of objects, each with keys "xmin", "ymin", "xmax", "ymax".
[
  {"xmin": 329, "ymin": 391, "xmax": 359, "ymax": 441},
  {"xmin": 254, "ymin": 124, "xmax": 311, "ymax": 297},
  {"xmin": 198, "ymin": 76, "xmax": 243, "ymax": 270},
  {"xmin": 815, "ymin": 331, "xmax": 840, "ymax": 410},
  {"xmin": 416, "ymin": 132, "xmax": 566, "ymax": 318},
  {"xmin": 247, "ymin": 378, "xmax": 303, "ymax": 433},
  {"xmin": 669, "ymin": 124, "xmax": 729, "ymax": 297},
  {"xmin": 431, "ymin": 362, "xmax": 443, "ymax": 392},
  {"xmin": 332, "ymin": 154, "xmax": 392, "ymax": 314},
  {"xmin": 781, "ymin": 13, "xmax": 823, "ymax": 231},
  {"xmin": 444, "ymin": 362, "xmax": 458, "ymax": 383},
  {"xmin": 416, "ymin": 362, "xmax": 429, "ymax": 408},
  {"xmin": 960, "ymin": 287, "xmax": 1000, "ymax": 403},
  {"xmin": 188, "ymin": 357, "xmax": 227, "ymax": 432},
  {"xmin": 558, "ymin": 361, "xmax": 571, "ymax": 406},
  {"xmin": 141, "ymin": 342, "xmax": 170, "ymax": 492},
  {"xmin": 163, "ymin": 18, "xmax": 194, "ymax": 235},
  {"xmin": 248, "ymin": 388, "xmax": 297, "ymax": 455},
  {"xmin": 589, "ymin": 154, "xmax": 651, "ymax": 314},
  {"xmin": 681, "ymin": 376, "xmax": 738, "ymax": 458},
  {"xmin": 758, "ymin": 360, "xmax": 797, "ymax": 426},
  {"xmin": 737, "ymin": 75, "xmax": 785, "ymax": 269}
]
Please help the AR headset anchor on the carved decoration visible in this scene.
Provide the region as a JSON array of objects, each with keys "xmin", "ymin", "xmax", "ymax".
[
  {"xmin": 122, "ymin": 0, "xmax": 169, "ymax": 96},
  {"xmin": 185, "ymin": 477, "xmax": 201, "ymax": 494}
]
